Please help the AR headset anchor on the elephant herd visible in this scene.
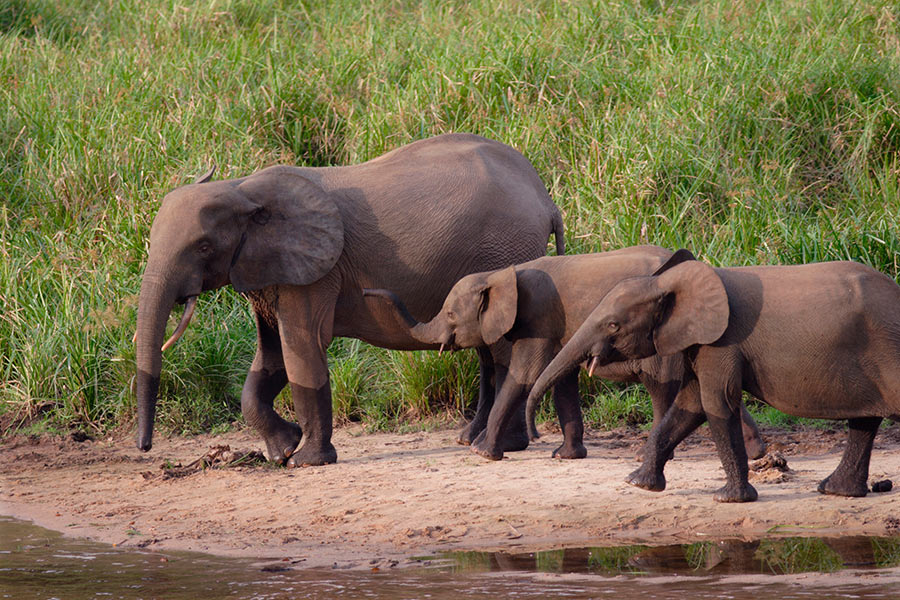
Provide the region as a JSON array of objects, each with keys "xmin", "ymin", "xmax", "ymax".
[{"xmin": 135, "ymin": 133, "xmax": 900, "ymax": 503}]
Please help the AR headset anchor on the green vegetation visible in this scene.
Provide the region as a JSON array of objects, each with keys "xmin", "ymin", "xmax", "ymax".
[
  {"xmin": 2, "ymin": 0, "xmax": 899, "ymax": 436},
  {"xmin": 754, "ymin": 537, "xmax": 844, "ymax": 574}
]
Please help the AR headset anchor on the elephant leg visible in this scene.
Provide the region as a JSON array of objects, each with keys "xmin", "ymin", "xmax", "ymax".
[
  {"xmin": 817, "ymin": 416, "xmax": 881, "ymax": 497},
  {"xmin": 285, "ymin": 379, "xmax": 337, "ymax": 467},
  {"xmin": 241, "ymin": 310, "xmax": 299, "ymax": 463},
  {"xmin": 491, "ymin": 338, "xmax": 530, "ymax": 450},
  {"xmin": 707, "ymin": 411, "xmax": 757, "ymax": 503},
  {"xmin": 626, "ymin": 375, "xmax": 706, "ymax": 492},
  {"xmin": 470, "ymin": 364, "xmax": 528, "ymax": 460},
  {"xmin": 551, "ymin": 370, "xmax": 586, "ymax": 459},
  {"xmin": 696, "ymin": 366, "xmax": 757, "ymax": 503},
  {"xmin": 643, "ymin": 354, "xmax": 684, "ymax": 425},
  {"xmin": 636, "ymin": 354, "xmax": 684, "ymax": 461},
  {"xmin": 471, "ymin": 341, "xmax": 543, "ymax": 459},
  {"xmin": 739, "ymin": 402, "xmax": 767, "ymax": 460},
  {"xmin": 457, "ymin": 346, "xmax": 496, "ymax": 446},
  {"xmin": 276, "ymin": 284, "xmax": 339, "ymax": 467}
]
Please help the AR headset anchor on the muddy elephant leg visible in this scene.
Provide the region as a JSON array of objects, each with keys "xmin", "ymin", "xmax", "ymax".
[
  {"xmin": 457, "ymin": 346, "xmax": 496, "ymax": 446},
  {"xmin": 695, "ymin": 366, "xmax": 757, "ymax": 503},
  {"xmin": 241, "ymin": 309, "xmax": 299, "ymax": 463},
  {"xmin": 551, "ymin": 370, "xmax": 586, "ymax": 459},
  {"xmin": 817, "ymin": 416, "xmax": 881, "ymax": 497},
  {"xmin": 276, "ymin": 284, "xmax": 339, "ymax": 467},
  {"xmin": 706, "ymin": 411, "xmax": 757, "ymax": 503},
  {"xmin": 627, "ymin": 375, "xmax": 706, "ymax": 492},
  {"xmin": 285, "ymin": 379, "xmax": 337, "ymax": 467}
]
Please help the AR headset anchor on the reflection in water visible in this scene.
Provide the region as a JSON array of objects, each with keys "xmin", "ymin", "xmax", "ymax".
[
  {"xmin": 2, "ymin": 517, "xmax": 899, "ymax": 600},
  {"xmin": 445, "ymin": 536, "xmax": 900, "ymax": 576}
]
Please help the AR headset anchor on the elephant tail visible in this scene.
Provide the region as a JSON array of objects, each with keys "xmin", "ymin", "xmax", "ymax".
[{"xmin": 551, "ymin": 208, "xmax": 565, "ymax": 256}]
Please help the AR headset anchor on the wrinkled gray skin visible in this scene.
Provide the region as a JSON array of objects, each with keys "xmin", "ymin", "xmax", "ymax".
[
  {"xmin": 366, "ymin": 246, "xmax": 765, "ymax": 461},
  {"xmin": 136, "ymin": 133, "xmax": 564, "ymax": 467},
  {"xmin": 528, "ymin": 249, "xmax": 900, "ymax": 502}
]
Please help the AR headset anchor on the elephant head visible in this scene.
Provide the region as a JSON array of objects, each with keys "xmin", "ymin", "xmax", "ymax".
[
  {"xmin": 135, "ymin": 166, "xmax": 344, "ymax": 451},
  {"xmin": 364, "ymin": 265, "xmax": 518, "ymax": 351},
  {"xmin": 526, "ymin": 250, "xmax": 729, "ymax": 406}
]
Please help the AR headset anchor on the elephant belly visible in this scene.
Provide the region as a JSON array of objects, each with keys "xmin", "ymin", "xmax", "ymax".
[
  {"xmin": 332, "ymin": 293, "xmax": 440, "ymax": 351},
  {"xmin": 746, "ymin": 359, "xmax": 897, "ymax": 420}
]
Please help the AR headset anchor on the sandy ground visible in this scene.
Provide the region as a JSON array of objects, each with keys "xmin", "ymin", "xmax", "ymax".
[{"xmin": 1, "ymin": 423, "xmax": 899, "ymax": 569}]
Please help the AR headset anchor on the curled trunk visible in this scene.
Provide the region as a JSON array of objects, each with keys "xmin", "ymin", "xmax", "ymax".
[{"xmin": 363, "ymin": 288, "xmax": 447, "ymax": 346}]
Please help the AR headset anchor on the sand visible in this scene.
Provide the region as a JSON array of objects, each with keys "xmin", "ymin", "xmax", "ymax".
[{"xmin": 1, "ymin": 423, "xmax": 898, "ymax": 569}]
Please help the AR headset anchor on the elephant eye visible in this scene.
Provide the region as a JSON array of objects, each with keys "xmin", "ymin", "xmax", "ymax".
[
  {"xmin": 197, "ymin": 241, "xmax": 214, "ymax": 257},
  {"xmin": 607, "ymin": 321, "xmax": 619, "ymax": 333}
]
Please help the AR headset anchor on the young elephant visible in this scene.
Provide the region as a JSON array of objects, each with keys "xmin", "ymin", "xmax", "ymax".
[
  {"xmin": 527, "ymin": 249, "xmax": 900, "ymax": 502},
  {"xmin": 365, "ymin": 246, "xmax": 765, "ymax": 461}
]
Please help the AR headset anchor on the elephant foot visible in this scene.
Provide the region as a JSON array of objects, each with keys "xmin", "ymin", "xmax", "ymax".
[
  {"xmin": 500, "ymin": 429, "xmax": 530, "ymax": 453},
  {"xmin": 285, "ymin": 440, "xmax": 337, "ymax": 468},
  {"xmin": 471, "ymin": 442, "xmax": 504, "ymax": 461},
  {"xmin": 470, "ymin": 432, "xmax": 504, "ymax": 461},
  {"xmin": 552, "ymin": 442, "xmax": 587, "ymax": 459},
  {"xmin": 816, "ymin": 474, "xmax": 869, "ymax": 498},
  {"xmin": 456, "ymin": 421, "xmax": 480, "ymax": 446},
  {"xmin": 713, "ymin": 482, "xmax": 758, "ymax": 503},
  {"xmin": 261, "ymin": 423, "xmax": 303, "ymax": 465},
  {"xmin": 744, "ymin": 434, "xmax": 767, "ymax": 461},
  {"xmin": 626, "ymin": 466, "xmax": 666, "ymax": 492}
]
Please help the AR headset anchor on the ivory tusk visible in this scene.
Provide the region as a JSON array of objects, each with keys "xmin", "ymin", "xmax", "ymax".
[
  {"xmin": 132, "ymin": 330, "xmax": 137, "ymax": 344},
  {"xmin": 439, "ymin": 343, "xmax": 445, "ymax": 356},
  {"xmin": 588, "ymin": 356, "xmax": 599, "ymax": 377},
  {"xmin": 161, "ymin": 296, "xmax": 197, "ymax": 351}
]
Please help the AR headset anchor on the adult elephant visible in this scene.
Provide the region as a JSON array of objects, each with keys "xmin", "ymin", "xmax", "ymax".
[{"xmin": 135, "ymin": 133, "xmax": 565, "ymax": 467}]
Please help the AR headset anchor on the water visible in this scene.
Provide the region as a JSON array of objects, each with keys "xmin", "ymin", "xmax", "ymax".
[{"xmin": 2, "ymin": 516, "xmax": 899, "ymax": 599}]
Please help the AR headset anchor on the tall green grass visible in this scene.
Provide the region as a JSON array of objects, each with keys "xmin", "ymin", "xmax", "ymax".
[{"xmin": 2, "ymin": 0, "xmax": 899, "ymax": 435}]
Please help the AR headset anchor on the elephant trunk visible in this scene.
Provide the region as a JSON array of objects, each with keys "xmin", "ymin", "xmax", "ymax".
[
  {"xmin": 134, "ymin": 276, "xmax": 176, "ymax": 452},
  {"xmin": 363, "ymin": 288, "xmax": 448, "ymax": 347},
  {"xmin": 362, "ymin": 288, "xmax": 419, "ymax": 328},
  {"xmin": 525, "ymin": 327, "xmax": 596, "ymax": 421}
]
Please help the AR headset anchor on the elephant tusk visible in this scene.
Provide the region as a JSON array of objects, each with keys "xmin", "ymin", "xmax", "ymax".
[
  {"xmin": 132, "ymin": 330, "xmax": 137, "ymax": 344},
  {"xmin": 439, "ymin": 343, "xmax": 445, "ymax": 356},
  {"xmin": 588, "ymin": 356, "xmax": 599, "ymax": 377},
  {"xmin": 161, "ymin": 296, "xmax": 197, "ymax": 351}
]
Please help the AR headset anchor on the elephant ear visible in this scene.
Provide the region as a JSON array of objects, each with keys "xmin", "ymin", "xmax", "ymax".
[
  {"xmin": 652, "ymin": 248, "xmax": 697, "ymax": 276},
  {"xmin": 230, "ymin": 167, "xmax": 344, "ymax": 292},
  {"xmin": 194, "ymin": 164, "xmax": 216, "ymax": 184},
  {"xmin": 479, "ymin": 266, "xmax": 518, "ymax": 345},
  {"xmin": 652, "ymin": 259, "xmax": 729, "ymax": 356}
]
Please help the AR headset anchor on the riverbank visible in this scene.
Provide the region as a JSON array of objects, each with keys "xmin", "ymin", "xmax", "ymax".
[{"xmin": 2, "ymin": 424, "xmax": 898, "ymax": 569}]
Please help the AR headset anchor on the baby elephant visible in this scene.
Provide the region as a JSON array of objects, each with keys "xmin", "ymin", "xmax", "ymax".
[
  {"xmin": 365, "ymin": 246, "xmax": 764, "ymax": 461},
  {"xmin": 527, "ymin": 249, "xmax": 900, "ymax": 502}
]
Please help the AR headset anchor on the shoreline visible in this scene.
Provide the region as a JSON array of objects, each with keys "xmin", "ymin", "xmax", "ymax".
[{"xmin": 2, "ymin": 425, "xmax": 899, "ymax": 569}]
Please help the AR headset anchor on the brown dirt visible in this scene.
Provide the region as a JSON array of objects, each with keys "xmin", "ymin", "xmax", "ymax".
[{"xmin": 1, "ymin": 423, "xmax": 898, "ymax": 569}]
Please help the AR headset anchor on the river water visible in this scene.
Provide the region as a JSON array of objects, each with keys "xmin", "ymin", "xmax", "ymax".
[{"xmin": 2, "ymin": 516, "xmax": 899, "ymax": 599}]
